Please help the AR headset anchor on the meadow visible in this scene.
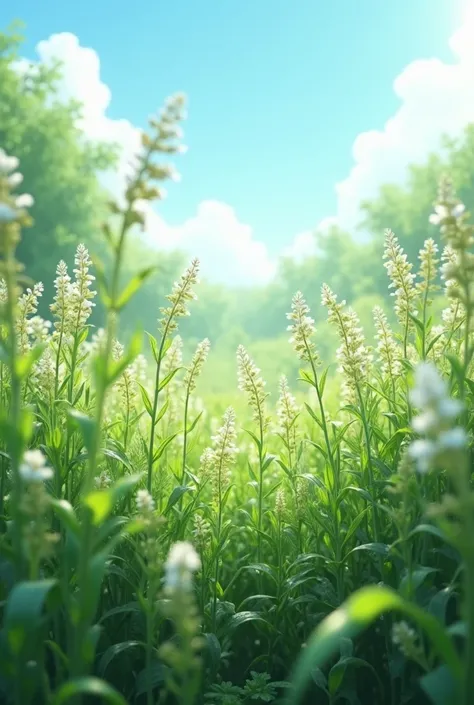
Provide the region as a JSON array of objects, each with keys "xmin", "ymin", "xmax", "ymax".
[{"xmin": 1, "ymin": 84, "xmax": 474, "ymax": 705}]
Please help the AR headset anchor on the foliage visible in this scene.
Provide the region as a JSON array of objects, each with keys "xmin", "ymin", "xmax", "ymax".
[
  {"xmin": 0, "ymin": 24, "xmax": 118, "ymax": 304},
  {"xmin": 2, "ymin": 26, "xmax": 474, "ymax": 705}
]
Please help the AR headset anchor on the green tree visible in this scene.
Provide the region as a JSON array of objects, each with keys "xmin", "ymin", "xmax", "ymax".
[
  {"xmin": 360, "ymin": 124, "xmax": 474, "ymax": 270},
  {"xmin": 0, "ymin": 24, "xmax": 117, "ymax": 310}
]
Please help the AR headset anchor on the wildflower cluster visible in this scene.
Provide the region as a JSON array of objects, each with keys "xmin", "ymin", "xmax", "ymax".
[
  {"xmin": 287, "ymin": 291, "xmax": 319, "ymax": 364},
  {"xmin": 164, "ymin": 540, "xmax": 201, "ymax": 593},
  {"xmin": 430, "ymin": 180, "xmax": 474, "ymax": 359},
  {"xmin": 383, "ymin": 229, "xmax": 417, "ymax": 332},
  {"xmin": 417, "ymin": 238, "xmax": 439, "ymax": 298},
  {"xmin": 276, "ymin": 375, "xmax": 299, "ymax": 462},
  {"xmin": 409, "ymin": 362, "xmax": 466, "ymax": 473},
  {"xmin": 3, "ymin": 122, "xmax": 474, "ymax": 705},
  {"xmin": 0, "ymin": 148, "xmax": 33, "ymax": 245},
  {"xmin": 160, "ymin": 259, "xmax": 200, "ymax": 337},
  {"xmin": 237, "ymin": 345, "xmax": 269, "ymax": 429},
  {"xmin": 206, "ymin": 407, "xmax": 238, "ymax": 505},
  {"xmin": 373, "ymin": 305, "xmax": 402, "ymax": 381},
  {"xmin": 321, "ymin": 284, "xmax": 372, "ymax": 396},
  {"xmin": 184, "ymin": 338, "xmax": 211, "ymax": 394}
]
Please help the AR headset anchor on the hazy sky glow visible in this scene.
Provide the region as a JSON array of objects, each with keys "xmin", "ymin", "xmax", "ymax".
[{"xmin": 0, "ymin": 0, "xmax": 472, "ymax": 285}]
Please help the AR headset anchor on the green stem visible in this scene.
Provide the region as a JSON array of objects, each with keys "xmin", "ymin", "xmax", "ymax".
[
  {"xmin": 70, "ymin": 184, "xmax": 132, "ymax": 686},
  {"xmin": 356, "ymin": 385, "xmax": 381, "ymax": 547},
  {"xmin": 180, "ymin": 392, "xmax": 190, "ymax": 487},
  {"xmin": 211, "ymin": 501, "xmax": 222, "ymax": 634},
  {"xmin": 146, "ymin": 590, "xmax": 155, "ymax": 705}
]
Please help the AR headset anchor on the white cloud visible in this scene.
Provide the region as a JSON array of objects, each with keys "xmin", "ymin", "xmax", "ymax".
[
  {"xmin": 282, "ymin": 216, "xmax": 338, "ymax": 261},
  {"xmin": 22, "ymin": 32, "xmax": 275, "ymax": 286},
  {"xmin": 142, "ymin": 200, "xmax": 276, "ymax": 285},
  {"xmin": 282, "ymin": 230, "xmax": 316, "ymax": 261},
  {"xmin": 34, "ymin": 33, "xmax": 142, "ymax": 204},
  {"xmin": 20, "ymin": 3, "xmax": 474, "ymax": 280},
  {"xmin": 330, "ymin": 1, "xmax": 474, "ymax": 235}
]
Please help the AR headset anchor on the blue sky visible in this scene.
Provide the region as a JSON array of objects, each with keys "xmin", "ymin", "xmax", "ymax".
[{"xmin": 0, "ymin": 0, "xmax": 471, "ymax": 284}]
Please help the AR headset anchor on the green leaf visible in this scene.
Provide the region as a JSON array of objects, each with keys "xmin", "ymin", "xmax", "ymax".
[
  {"xmin": 203, "ymin": 633, "xmax": 221, "ymax": 679},
  {"xmin": 244, "ymin": 564, "xmax": 277, "ymax": 584},
  {"xmin": 110, "ymin": 472, "xmax": 143, "ymax": 504},
  {"xmin": 409, "ymin": 523, "xmax": 449, "ymax": 543},
  {"xmin": 145, "ymin": 331, "xmax": 160, "ymax": 364},
  {"xmin": 107, "ymin": 329, "xmax": 142, "ymax": 386},
  {"xmin": 408, "ymin": 312, "xmax": 425, "ymax": 336},
  {"xmin": 229, "ymin": 611, "xmax": 272, "ymax": 631},
  {"xmin": 158, "ymin": 367, "xmax": 181, "ymax": 393},
  {"xmin": 420, "ymin": 665, "xmax": 459, "ymax": 705},
  {"xmin": 68, "ymin": 409, "xmax": 95, "ymax": 456},
  {"xmin": 304, "ymin": 403, "xmax": 322, "ymax": 429},
  {"xmin": 97, "ymin": 640, "xmax": 146, "ymax": 677},
  {"xmin": 341, "ymin": 509, "xmax": 368, "ymax": 550},
  {"xmin": 262, "ymin": 453, "xmax": 276, "ymax": 472},
  {"xmin": 84, "ymin": 490, "xmax": 113, "ymax": 525},
  {"xmin": 446, "ymin": 354, "xmax": 465, "ymax": 389},
  {"xmin": 44, "ymin": 639, "xmax": 69, "ymax": 671},
  {"xmin": 344, "ymin": 542, "xmax": 390, "ymax": 562},
  {"xmin": 428, "ymin": 588, "xmax": 454, "ymax": 626},
  {"xmin": 319, "ymin": 367, "xmax": 329, "ymax": 396},
  {"xmin": 5, "ymin": 580, "xmax": 60, "ymax": 655},
  {"xmin": 84, "ymin": 474, "xmax": 142, "ymax": 525},
  {"xmin": 153, "ymin": 433, "xmax": 178, "ymax": 463},
  {"xmin": 138, "ymin": 383, "xmax": 153, "ymax": 417},
  {"xmin": 328, "ymin": 656, "xmax": 383, "ymax": 699},
  {"xmin": 99, "ymin": 602, "xmax": 142, "ymax": 623},
  {"xmin": 187, "ymin": 411, "xmax": 203, "ymax": 434},
  {"xmin": 311, "ymin": 667, "xmax": 328, "ymax": 692},
  {"xmin": 135, "ymin": 661, "xmax": 168, "ymax": 696},
  {"xmin": 164, "ymin": 485, "xmax": 191, "ymax": 513},
  {"xmin": 115, "ymin": 266, "xmax": 157, "ymax": 310},
  {"xmin": 400, "ymin": 566, "xmax": 438, "ymax": 597},
  {"xmin": 15, "ymin": 343, "xmax": 46, "ymax": 379},
  {"xmin": 155, "ymin": 399, "xmax": 170, "ymax": 426},
  {"xmin": 83, "ymin": 545, "xmax": 121, "ymax": 623},
  {"xmin": 51, "ymin": 677, "xmax": 128, "ymax": 705},
  {"xmin": 287, "ymin": 585, "xmax": 462, "ymax": 704},
  {"xmin": 246, "ymin": 429, "xmax": 262, "ymax": 453},
  {"xmin": 299, "ymin": 369, "xmax": 316, "ymax": 388},
  {"xmin": 50, "ymin": 499, "xmax": 80, "ymax": 536}
]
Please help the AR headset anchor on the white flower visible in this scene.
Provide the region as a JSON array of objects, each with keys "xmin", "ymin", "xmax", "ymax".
[
  {"xmin": 392, "ymin": 620, "xmax": 416, "ymax": 646},
  {"xmin": 408, "ymin": 439, "xmax": 437, "ymax": 474},
  {"xmin": 452, "ymin": 203, "xmax": 466, "ymax": 218},
  {"xmin": 437, "ymin": 397, "xmax": 463, "ymax": 420},
  {"xmin": 164, "ymin": 540, "xmax": 201, "ymax": 591},
  {"xmin": 429, "ymin": 203, "xmax": 465, "ymax": 226},
  {"xmin": 438, "ymin": 427, "xmax": 467, "ymax": 451},
  {"xmin": 136, "ymin": 489, "xmax": 155, "ymax": 513},
  {"xmin": 409, "ymin": 362, "xmax": 466, "ymax": 473},
  {"xmin": 287, "ymin": 291, "xmax": 318, "ymax": 363},
  {"xmin": 0, "ymin": 203, "xmax": 17, "ymax": 223},
  {"xmin": 95, "ymin": 471, "xmax": 112, "ymax": 490},
  {"xmin": 19, "ymin": 449, "xmax": 53, "ymax": 483},
  {"xmin": 15, "ymin": 193, "xmax": 34, "ymax": 209},
  {"xmin": 7, "ymin": 172, "xmax": 23, "ymax": 188},
  {"xmin": 412, "ymin": 409, "xmax": 438, "ymax": 435},
  {"xmin": 409, "ymin": 362, "xmax": 448, "ymax": 409},
  {"xmin": 0, "ymin": 149, "xmax": 19, "ymax": 173},
  {"xmin": 429, "ymin": 205, "xmax": 448, "ymax": 225}
]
